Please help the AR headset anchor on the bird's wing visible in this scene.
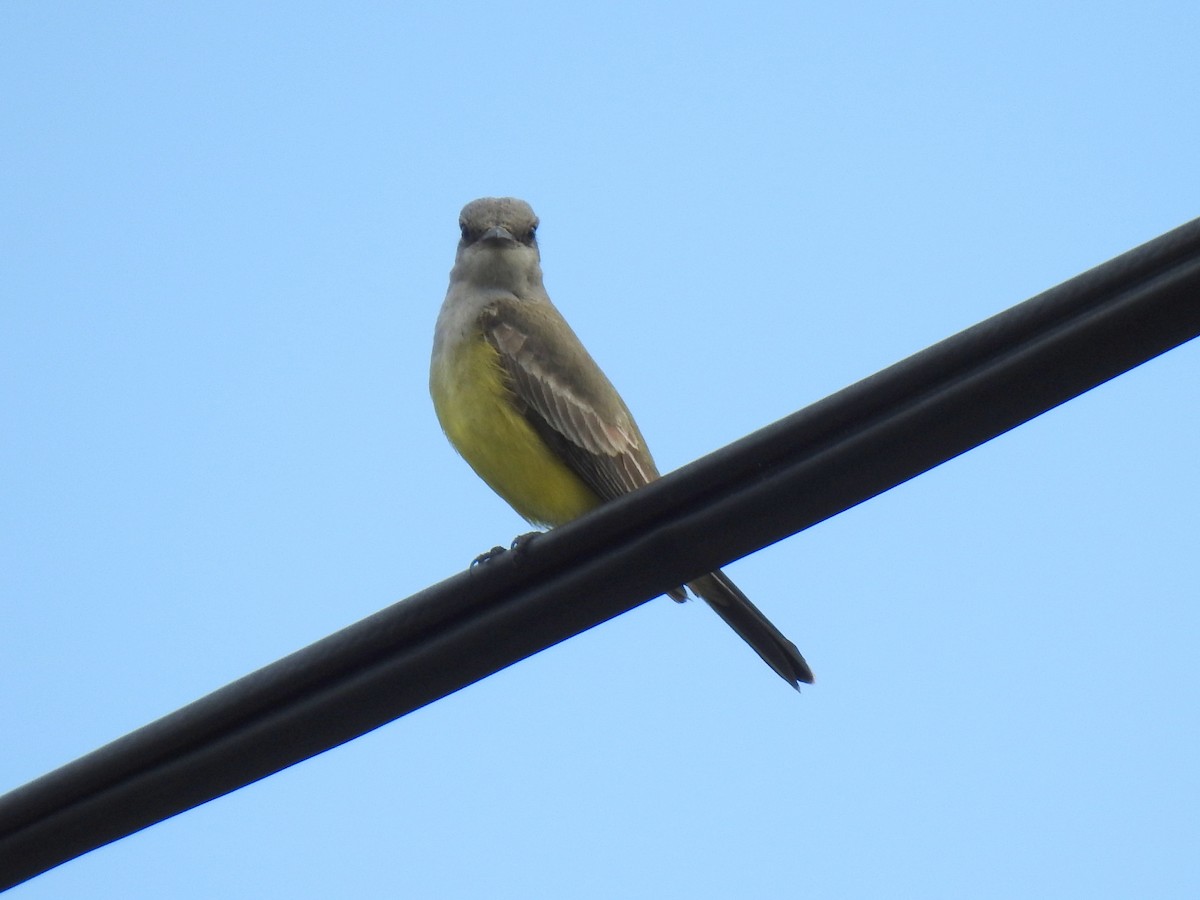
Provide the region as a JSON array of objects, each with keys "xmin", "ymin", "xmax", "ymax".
[{"xmin": 480, "ymin": 297, "xmax": 660, "ymax": 502}]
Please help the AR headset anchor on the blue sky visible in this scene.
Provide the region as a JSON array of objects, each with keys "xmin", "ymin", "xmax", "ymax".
[{"xmin": 3, "ymin": 3, "xmax": 1198, "ymax": 897}]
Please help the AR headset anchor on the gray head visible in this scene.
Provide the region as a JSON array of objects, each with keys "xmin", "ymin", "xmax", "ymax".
[
  {"xmin": 458, "ymin": 197, "xmax": 539, "ymax": 247},
  {"xmin": 451, "ymin": 197, "xmax": 544, "ymax": 293}
]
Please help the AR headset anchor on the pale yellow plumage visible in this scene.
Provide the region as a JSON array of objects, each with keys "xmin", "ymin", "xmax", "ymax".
[{"xmin": 431, "ymin": 322, "xmax": 600, "ymax": 526}]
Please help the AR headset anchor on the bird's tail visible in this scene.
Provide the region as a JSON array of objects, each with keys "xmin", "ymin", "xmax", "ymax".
[{"xmin": 686, "ymin": 570, "xmax": 814, "ymax": 689}]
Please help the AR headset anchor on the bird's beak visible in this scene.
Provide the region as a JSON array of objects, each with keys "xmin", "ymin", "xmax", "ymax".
[{"xmin": 481, "ymin": 225, "xmax": 516, "ymax": 244}]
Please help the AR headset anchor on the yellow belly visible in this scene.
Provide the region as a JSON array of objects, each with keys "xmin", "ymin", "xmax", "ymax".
[{"xmin": 431, "ymin": 335, "xmax": 601, "ymax": 527}]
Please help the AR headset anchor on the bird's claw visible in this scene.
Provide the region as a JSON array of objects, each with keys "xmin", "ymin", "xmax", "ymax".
[
  {"xmin": 509, "ymin": 532, "xmax": 538, "ymax": 555},
  {"xmin": 470, "ymin": 546, "xmax": 508, "ymax": 568},
  {"xmin": 469, "ymin": 532, "xmax": 541, "ymax": 570}
]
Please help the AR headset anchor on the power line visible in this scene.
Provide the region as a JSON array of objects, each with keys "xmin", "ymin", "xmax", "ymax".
[{"xmin": 2, "ymin": 217, "xmax": 1199, "ymax": 890}]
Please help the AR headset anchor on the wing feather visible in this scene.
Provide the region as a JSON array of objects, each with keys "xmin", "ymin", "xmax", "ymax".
[{"xmin": 480, "ymin": 299, "xmax": 659, "ymax": 502}]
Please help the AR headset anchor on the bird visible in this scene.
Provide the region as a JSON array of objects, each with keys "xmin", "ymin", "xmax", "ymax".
[{"xmin": 429, "ymin": 197, "xmax": 813, "ymax": 688}]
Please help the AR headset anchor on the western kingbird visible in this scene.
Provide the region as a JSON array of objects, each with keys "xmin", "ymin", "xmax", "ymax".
[{"xmin": 430, "ymin": 197, "xmax": 813, "ymax": 688}]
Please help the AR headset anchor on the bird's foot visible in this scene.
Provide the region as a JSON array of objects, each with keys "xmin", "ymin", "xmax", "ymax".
[
  {"xmin": 469, "ymin": 532, "xmax": 541, "ymax": 569},
  {"xmin": 470, "ymin": 546, "xmax": 508, "ymax": 568},
  {"xmin": 509, "ymin": 531, "xmax": 539, "ymax": 557}
]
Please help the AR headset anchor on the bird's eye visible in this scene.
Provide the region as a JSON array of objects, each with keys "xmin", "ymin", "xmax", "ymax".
[
  {"xmin": 525, "ymin": 222, "xmax": 538, "ymax": 243},
  {"xmin": 459, "ymin": 222, "xmax": 473, "ymax": 242}
]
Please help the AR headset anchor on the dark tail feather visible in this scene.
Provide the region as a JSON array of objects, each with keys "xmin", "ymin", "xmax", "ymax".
[{"xmin": 688, "ymin": 570, "xmax": 814, "ymax": 689}]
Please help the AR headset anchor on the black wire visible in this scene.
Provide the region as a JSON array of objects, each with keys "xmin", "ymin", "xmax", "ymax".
[{"xmin": 2, "ymin": 217, "xmax": 1199, "ymax": 891}]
